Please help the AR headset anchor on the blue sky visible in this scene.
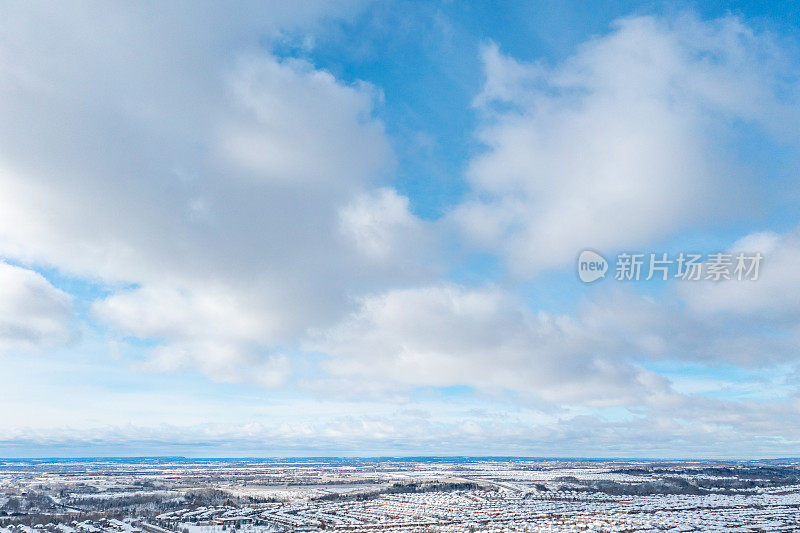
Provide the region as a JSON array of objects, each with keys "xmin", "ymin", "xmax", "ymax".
[{"xmin": 1, "ymin": 0, "xmax": 800, "ymax": 458}]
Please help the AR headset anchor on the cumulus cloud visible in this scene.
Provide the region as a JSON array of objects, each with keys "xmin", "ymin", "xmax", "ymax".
[
  {"xmin": 309, "ymin": 267, "xmax": 800, "ymax": 403},
  {"xmin": 455, "ymin": 14, "xmax": 800, "ymax": 276},
  {"xmin": 682, "ymin": 228, "xmax": 800, "ymax": 319},
  {"xmin": 0, "ymin": 262, "xmax": 75, "ymax": 354},
  {"xmin": 0, "ymin": 3, "xmax": 433, "ymax": 381},
  {"xmin": 556, "ymin": 226, "xmax": 800, "ymax": 368},
  {"xmin": 337, "ymin": 187, "xmax": 438, "ymax": 280},
  {"xmin": 619, "ymin": 225, "xmax": 800, "ymax": 366},
  {"xmin": 577, "ymin": 289, "xmax": 800, "ymax": 367},
  {"xmin": 144, "ymin": 342, "xmax": 291, "ymax": 389},
  {"xmin": 309, "ymin": 284, "xmax": 670, "ymax": 406}
]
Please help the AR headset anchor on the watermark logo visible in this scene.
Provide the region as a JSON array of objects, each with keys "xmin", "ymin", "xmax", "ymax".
[
  {"xmin": 577, "ymin": 250, "xmax": 763, "ymax": 283},
  {"xmin": 577, "ymin": 250, "xmax": 608, "ymax": 283}
]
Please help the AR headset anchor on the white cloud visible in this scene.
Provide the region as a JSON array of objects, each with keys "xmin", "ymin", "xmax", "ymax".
[
  {"xmin": 0, "ymin": 261, "xmax": 75, "ymax": 354},
  {"xmin": 682, "ymin": 228, "xmax": 800, "ymax": 319},
  {"xmin": 455, "ymin": 15, "xmax": 799, "ymax": 276},
  {"xmin": 144, "ymin": 342, "xmax": 291, "ymax": 389},
  {"xmin": 0, "ymin": 3, "xmax": 432, "ymax": 381},
  {"xmin": 3, "ymin": 397, "xmax": 799, "ymax": 457},
  {"xmin": 309, "ymin": 284, "xmax": 669, "ymax": 406},
  {"xmin": 338, "ymin": 187, "xmax": 433, "ymax": 267},
  {"xmin": 309, "ymin": 273, "xmax": 800, "ymax": 402},
  {"xmin": 576, "ymin": 289, "xmax": 800, "ymax": 367},
  {"xmin": 95, "ymin": 285, "xmax": 275, "ymax": 343}
]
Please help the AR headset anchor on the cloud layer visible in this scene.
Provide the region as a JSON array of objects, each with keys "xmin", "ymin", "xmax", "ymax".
[{"xmin": 0, "ymin": 7, "xmax": 799, "ymax": 456}]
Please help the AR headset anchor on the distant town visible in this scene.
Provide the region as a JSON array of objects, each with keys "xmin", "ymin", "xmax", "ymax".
[{"xmin": 0, "ymin": 458, "xmax": 798, "ymax": 532}]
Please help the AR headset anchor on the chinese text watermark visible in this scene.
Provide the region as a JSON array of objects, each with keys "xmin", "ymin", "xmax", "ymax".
[{"xmin": 578, "ymin": 250, "xmax": 762, "ymax": 283}]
